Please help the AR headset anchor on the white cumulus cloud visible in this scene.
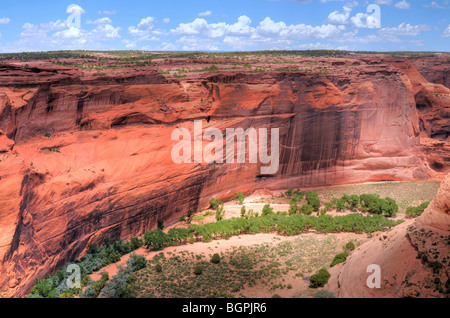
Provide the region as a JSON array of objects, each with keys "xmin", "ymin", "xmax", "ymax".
[
  {"xmin": 198, "ymin": 11, "xmax": 212, "ymax": 17},
  {"xmin": 0, "ymin": 17, "xmax": 10, "ymax": 24},
  {"xmin": 394, "ymin": 0, "xmax": 411, "ymax": 9}
]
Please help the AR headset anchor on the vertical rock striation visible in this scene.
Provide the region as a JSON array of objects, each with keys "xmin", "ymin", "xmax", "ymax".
[{"xmin": 0, "ymin": 56, "xmax": 445, "ymax": 296}]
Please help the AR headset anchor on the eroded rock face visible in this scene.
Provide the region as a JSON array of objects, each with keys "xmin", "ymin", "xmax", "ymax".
[
  {"xmin": 384, "ymin": 57, "xmax": 450, "ymax": 176},
  {"xmin": 412, "ymin": 55, "xmax": 450, "ymax": 89},
  {"xmin": 0, "ymin": 56, "xmax": 446, "ymax": 296},
  {"xmin": 327, "ymin": 173, "xmax": 450, "ymax": 298}
]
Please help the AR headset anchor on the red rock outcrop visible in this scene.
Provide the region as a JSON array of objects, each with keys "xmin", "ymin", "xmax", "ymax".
[
  {"xmin": 0, "ymin": 55, "xmax": 447, "ymax": 297},
  {"xmin": 384, "ymin": 57, "xmax": 450, "ymax": 174},
  {"xmin": 327, "ymin": 173, "xmax": 450, "ymax": 298},
  {"xmin": 412, "ymin": 55, "xmax": 450, "ymax": 89}
]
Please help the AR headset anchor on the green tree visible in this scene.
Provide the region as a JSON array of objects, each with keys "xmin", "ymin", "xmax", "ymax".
[
  {"xmin": 305, "ymin": 191, "xmax": 320, "ymax": 211},
  {"xmin": 194, "ymin": 264, "xmax": 204, "ymax": 275},
  {"xmin": 300, "ymin": 204, "xmax": 314, "ymax": 216},
  {"xmin": 406, "ymin": 202, "xmax": 430, "ymax": 218},
  {"xmin": 210, "ymin": 253, "xmax": 221, "ymax": 264},
  {"xmin": 216, "ymin": 205, "xmax": 225, "ymax": 221},
  {"xmin": 262, "ymin": 204, "xmax": 274, "ymax": 216},
  {"xmin": 157, "ymin": 219, "xmax": 165, "ymax": 230},
  {"xmin": 345, "ymin": 241, "xmax": 356, "ymax": 251},
  {"xmin": 349, "ymin": 195, "xmax": 359, "ymax": 210},
  {"xmin": 330, "ymin": 251, "xmax": 348, "ymax": 267},
  {"xmin": 235, "ymin": 192, "xmax": 246, "ymax": 204},
  {"xmin": 87, "ymin": 243, "xmax": 99, "ymax": 254},
  {"xmin": 382, "ymin": 197, "xmax": 398, "ymax": 217},
  {"xmin": 144, "ymin": 230, "xmax": 168, "ymax": 250},
  {"xmin": 336, "ymin": 198, "xmax": 345, "ymax": 211},
  {"xmin": 128, "ymin": 252, "xmax": 147, "ymax": 271},
  {"xmin": 288, "ymin": 203, "xmax": 298, "ymax": 215},
  {"xmin": 130, "ymin": 237, "xmax": 143, "ymax": 250},
  {"xmin": 187, "ymin": 208, "xmax": 194, "ymax": 222},
  {"xmin": 91, "ymin": 272, "xmax": 109, "ymax": 296},
  {"xmin": 210, "ymin": 198, "xmax": 223, "ymax": 209},
  {"xmin": 240, "ymin": 206, "xmax": 246, "ymax": 218},
  {"xmin": 309, "ymin": 268, "xmax": 331, "ymax": 288},
  {"xmin": 30, "ymin": 279, "xmax": 55, "ymax": 298}
]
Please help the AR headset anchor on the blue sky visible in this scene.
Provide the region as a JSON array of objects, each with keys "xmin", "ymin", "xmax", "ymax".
[{"xmin": 0, "ymin": 0, "xmax": 449, "ymax": 52}]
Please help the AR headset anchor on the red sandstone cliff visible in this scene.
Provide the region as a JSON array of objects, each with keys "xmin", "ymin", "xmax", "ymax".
[{"xmin": 0, "ymin": 55, "xmax": 448, "ymax": 297}]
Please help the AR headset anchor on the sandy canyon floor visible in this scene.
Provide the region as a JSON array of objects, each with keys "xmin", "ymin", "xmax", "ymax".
[{"xmin": 88, "ymin": 180, "xmax": 440, "ymax": 298}]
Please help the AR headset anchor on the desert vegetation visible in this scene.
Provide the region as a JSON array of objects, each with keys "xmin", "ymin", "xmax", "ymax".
[
  {"xmin": 6, "ymin": 49, "xmax": 444, "ymax": 80},
  {"xmin": 26, "ymin": 207, "xmax": 401, "ymax": 297},
  {"xmin": 406, "ymin": 202, "xmax": 430, "ymax": 218},
  {"xmin": 133, "ymin": 234, "xmax": 363, "ymax": 298},
  {"xmin": 25, "ymin": 179, "xmax": 442, "ymax": 298}
]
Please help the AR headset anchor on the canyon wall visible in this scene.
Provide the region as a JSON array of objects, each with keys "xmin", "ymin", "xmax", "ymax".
[{"xmin": 0, "ymin": 56, "xmax": 446, "ymax": 296}]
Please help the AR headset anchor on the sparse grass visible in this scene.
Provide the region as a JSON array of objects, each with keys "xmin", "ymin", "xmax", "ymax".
[
  {"xmin": 25, "ymin": 180, "xmax": 442, "ymax": 298},
  {"xmin": 315, "ymin": 181, "xmax": 440, "ymax": 211},
  {"xmin": 133, "ymin": 234, "xmax": 362, "ymax": 298}
]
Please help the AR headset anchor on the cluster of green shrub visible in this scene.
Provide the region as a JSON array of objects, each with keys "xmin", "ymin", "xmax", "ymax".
[
  {"xmin": 287, "ymin": 189, "xmax": 401, "ymax": 219},
  {"xmin": 240, "ymin": 206, "xmax": 259, "ymax": 219},
  {"xmin": 180, "ymin": 208, "xmax": 194, "ymax": 223},
  {"xmin": 309, "ymin": 268, "xmax": 331, "ymax": 288},
  {"xmin": 406, "ymin": 202, "xmax": 430, "ymax": 218},
  {"xmin": 329, "ymin": 241, "xmax": 356, "ymax": 268},
  {"xmin": 284, "ymin": 189, "xmax": 400, "ymax": 218},
  {"xmin": 282, "ymin": 188, "xmax": 304, "ymax": 200},
  {"xmin": 324, "ymin": 194, "xmax": 398, "ymax": 217},
  {"xmin": 206, "ymin": 197, "xmax": 227, "ymax": 221},
  {"xmin": 300, "ymin": 204, "xmax": 314, "ymax": 215},
  {"xmin": 305, "ymin": 191, "xmax": 321, "ymax": 211},
  {"xmin": 359, "ymin": 194, "xmax": 398, "ymax": 217},
  {"xmin": 0, "ymin": 50, "xmax": 97, "ymax": 61},
  {"xmin": 27, "ymin": 192, "xmax": 402, "ymax": 298},
  {"xmin": 82, "ymin": 272, "xmax": 109, "ymax": 298},
  {"xmin": 143, "ymin": 212, "xmax": 401, "ymax": 248},
  {"xmin": 27, "ymin": 269, "xmax": 79, "ymax": 299},
  {"xmin": 281, "ymin": 189, "xmax": 305, "ymax": 200},
  {"xmin": 81, "ymin": 238, "xmax": 144, "ymax": 272},
  {"xmin": 262, "ymin": 204, "xmax": 274, "ymax": 216},
  {"xmin": 330, "ymin": 251, "xmax": 349, "ymax": 268},
  {"xmin": 284, "ymin": 189, "xmax": 317, "ymax": 216},
  {"xmin": 210, "ymin": 253, "xmax": 221, "ymax": 264},
  {"xmin": 215, "ymin": 204, "xmax": 226, "ymax": 222},
  {"xmin": 209, "ymin": 198, "xmax": 223, "ymax": 209},
  {"xmin": 27, "ymin": 237, "xmax": 145, "ymax": 298},
  {"xmin": 327, "ymin": 194, "xmax": 359, "ymax": 211},
  {"xmin": 278, "ymin": 213, "xmax": 401, "ymax": 236},
  {"xmin": 99, "ymin": 252, "xmax": 147, "ymax": 298},
  {"xmin": 234, "ymin": 192, "xmax": 246, "ymax": 204}
]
